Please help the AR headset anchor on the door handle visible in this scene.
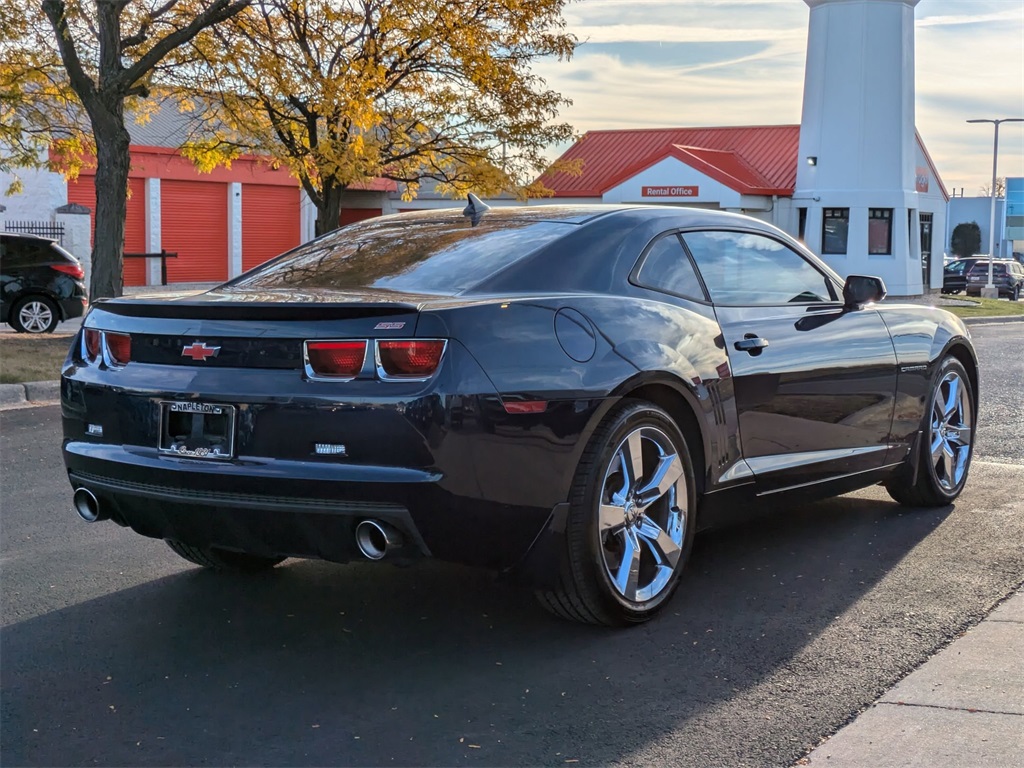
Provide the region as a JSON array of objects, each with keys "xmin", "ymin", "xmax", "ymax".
[{"xmin": 734, "ymin": 334, "xmax": 769, "ymax": 354}]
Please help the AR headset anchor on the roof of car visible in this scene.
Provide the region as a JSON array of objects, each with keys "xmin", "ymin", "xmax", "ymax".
[
  {"xmin": 0, "ymin": 232, "xmax": 57, "ymax": 241},
  {"xmin": 376, "ymin": 204, "xmax": 771, "ymax": 229}
]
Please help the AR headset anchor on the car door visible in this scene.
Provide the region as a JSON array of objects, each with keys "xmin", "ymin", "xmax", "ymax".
[
  {"xmin": 943, "ymin": 260, "xmax": 969, "ymax": 293},
  {"xmin": 1011, "ymin": 263, "xmax": 1024, "ymax": 297},
  {"xmin": 0, "ymin": 236, "xmax": 30, "ymax": 319},
  {"xmin": 680, "ymin": 229, "xmax": 899, "ymax": 494}
]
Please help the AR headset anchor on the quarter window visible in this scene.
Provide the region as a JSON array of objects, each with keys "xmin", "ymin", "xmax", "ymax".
[
  {"xmin": 682, "ymin": 231, "xmax": 835, "ymax": 305},
  {"xmin": 822, "ymin": 208, "xmax": 849, "ymax": 254},
  {"xmin": 868, "ymin": 208, "xmax": 893, "ymax": 255},
  {"xmin": 635, "ymin": 234, "xmax": 706, "ymax": 300},
  {"xmin": 0, "ymin": 238, "xmax": 48, "ymax": 269}
]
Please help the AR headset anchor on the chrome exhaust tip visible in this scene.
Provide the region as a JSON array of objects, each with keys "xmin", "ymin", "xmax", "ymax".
[
  {"xmin": 355, "ymin": 519, "xmax": 403, "ymax": 560},
  {"xmin": 73, "ymin": 487, "xmax": 105, "ymax": 523}
]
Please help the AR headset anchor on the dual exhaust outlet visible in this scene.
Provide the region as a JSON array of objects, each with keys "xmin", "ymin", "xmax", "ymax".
[{"xmin": 73, "ymin": 488, "xmax": 404, "ymax": 562}]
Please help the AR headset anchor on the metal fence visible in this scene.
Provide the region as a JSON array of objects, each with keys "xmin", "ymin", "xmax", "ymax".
[{"xmin": 4, "ymin": 220, "xmax": 66, "ymax": 244}]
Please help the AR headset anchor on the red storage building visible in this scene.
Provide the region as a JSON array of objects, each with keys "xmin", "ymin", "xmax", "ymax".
[
  {"xmin": 161, "ymin": 178, "xmax": 229, "ymax": 283},
  {"xmin": 242, "ymin": 185, "xmax": 302, "ymax": 272}
]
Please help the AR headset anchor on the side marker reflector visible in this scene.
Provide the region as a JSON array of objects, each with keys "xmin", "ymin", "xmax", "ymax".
[{"xmin": 503, "ymin": 401, "xmax": 548, "ymax": 414}]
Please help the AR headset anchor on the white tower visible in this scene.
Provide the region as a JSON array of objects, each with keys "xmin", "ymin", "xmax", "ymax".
[{"xmin": 794, "ymin": 0, "xmax": 924, "ymax": 296}]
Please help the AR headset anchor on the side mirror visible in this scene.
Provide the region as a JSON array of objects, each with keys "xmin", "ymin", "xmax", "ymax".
[{"xmin": 843, "ymin": 275, "xmax": 887, "ymax": 308}]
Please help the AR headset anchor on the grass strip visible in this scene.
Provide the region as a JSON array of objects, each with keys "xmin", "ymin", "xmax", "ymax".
[
  {"xmin": 942, "ymin": 296, "xmax": 1024, "ymax": 319},
  {"xmin": 0, "ymin": 334, "xmax": 75, "ymax": 384}
]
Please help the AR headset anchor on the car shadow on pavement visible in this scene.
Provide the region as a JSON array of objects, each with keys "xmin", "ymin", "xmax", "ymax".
[{"xmin": 1, "ymin": 495, "xmax": 953, "ymax": 768}]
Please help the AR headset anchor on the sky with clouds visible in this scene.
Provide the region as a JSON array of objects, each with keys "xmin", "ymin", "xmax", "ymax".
[{"xmin": 534, "ymin": 0, "xmax": 1024, "ymax": 195}]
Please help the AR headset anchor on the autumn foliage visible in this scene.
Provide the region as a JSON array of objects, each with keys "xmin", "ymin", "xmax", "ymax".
[
  {"xmin": 184, "ymin": 0, "xmax": 579, "ymax": 234},
  {"xmin": 2, "ymin": 0, "xmax": 578, "ymax": 295}
]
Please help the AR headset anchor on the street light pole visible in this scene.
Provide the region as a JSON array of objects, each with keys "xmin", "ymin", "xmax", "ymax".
[{"xmin": 967, "ymin": 118, "xmax": 1024, "ymax": 298}]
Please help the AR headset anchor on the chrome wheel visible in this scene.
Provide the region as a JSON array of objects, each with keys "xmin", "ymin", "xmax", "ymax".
[
  {"xmin": 929, "ymin": 369, "xmax": 973, "ymax": 492},
  {"xmin": 17, "ymin": 299, "xmax": 55, "ymax": 333},
  {"xmin": 598, "ymin": 426, "xmax": 686, "ymax": 603}
]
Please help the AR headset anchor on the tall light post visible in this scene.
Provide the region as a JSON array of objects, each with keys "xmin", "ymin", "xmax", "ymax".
[{"xmin": 966, "ymin": 118, "xmax": 1024, "ymax": 298}]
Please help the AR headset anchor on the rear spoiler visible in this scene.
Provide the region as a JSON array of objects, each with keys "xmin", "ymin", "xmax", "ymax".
[{"xmin": 91, "ymin": 298, "xmax": 420, "ymax": 322}]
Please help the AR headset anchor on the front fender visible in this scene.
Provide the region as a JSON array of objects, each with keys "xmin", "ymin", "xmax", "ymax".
[{"xmin": 877, "ymin": 304, "xmax": 978, "ymax": 454}]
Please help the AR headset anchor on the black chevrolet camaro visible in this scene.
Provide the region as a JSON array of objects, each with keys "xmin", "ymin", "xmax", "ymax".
[{"xmin": 61, "ymin": 204, "xmax": 978, "ymax": 625}]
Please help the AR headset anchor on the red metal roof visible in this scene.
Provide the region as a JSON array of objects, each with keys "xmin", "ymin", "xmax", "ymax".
[{"xmin": 540, "ymin": 125, "xmax": 801, "ymax": 197}]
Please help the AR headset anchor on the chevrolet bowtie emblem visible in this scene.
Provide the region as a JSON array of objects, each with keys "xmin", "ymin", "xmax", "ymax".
[{"xmin": 181, "ymin": 342, "xmax": 221, "ymax": 361}]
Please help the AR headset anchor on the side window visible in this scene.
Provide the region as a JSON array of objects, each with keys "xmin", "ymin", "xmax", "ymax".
[
  {"xmin": 635, "ymin": 234, "xmax": 706, "ymax": 300},
  {"xmin": 1, "ymin": 238, "xmax": 30, "ymax": 269},
  {"xmin": 2, "ymin": 238, "xmax": 50, "ymax": 269},
  {"xmin": 682, "ymin": 230, "xmax": 836, "ymax": 305}
]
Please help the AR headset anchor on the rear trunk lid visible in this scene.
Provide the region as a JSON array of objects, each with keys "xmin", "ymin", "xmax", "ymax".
[{"xmin": 86, "ymin": 287, "xmax": 433, "ymax": 370}]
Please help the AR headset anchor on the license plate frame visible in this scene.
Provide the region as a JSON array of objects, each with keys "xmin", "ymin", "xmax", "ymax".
[{"xmin": 159, "ymin": 401, "xmax": 237, "ymax": 460}]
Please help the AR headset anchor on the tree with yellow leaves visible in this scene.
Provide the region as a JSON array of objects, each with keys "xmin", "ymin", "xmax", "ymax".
[
  {"xmin": 1, "ymin": 1, "xmax": 252, "ymax": 299},
  {"xmin": 185, "ymin": 0, "xmax": 578, "ymax": 234}
]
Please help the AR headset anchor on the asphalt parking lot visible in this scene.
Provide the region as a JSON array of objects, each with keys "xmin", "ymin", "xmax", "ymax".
[{"xmin": 1, "ymin": 323, "xmax": 1021, "ymax": 767}]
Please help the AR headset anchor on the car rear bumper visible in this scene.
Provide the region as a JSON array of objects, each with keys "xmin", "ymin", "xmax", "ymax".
[
  {"xmin": 63, "ymin": 438, "xmax": 558, "ymax": 569},
  {"xmin": 966, "ymin": 284, "xmax": 1017, "ymax": 297},
  {"xmin": 60, "ymin": 352, "xmax": 605, "ymax": 570},
  {"xmin": 59, "ymin": 295, "xmax": 88, "ymax": 321}
]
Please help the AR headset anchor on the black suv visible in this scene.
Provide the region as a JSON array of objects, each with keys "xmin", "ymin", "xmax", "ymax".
[
  {"xmin": 965, "ymin": 260, "xmax": 1024, "ymax": 301},
  {"xmin": 0, "ymin": 233, "xmax": 89, "ymax": 333},
  {"xmin": 942, "ymin": 257, "xmax": 986, "ymax": 295}
]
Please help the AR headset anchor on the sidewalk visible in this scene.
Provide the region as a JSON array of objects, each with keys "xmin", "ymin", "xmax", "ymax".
[{"xmin": 799, "ymin": 588, "xmax": 1024, "ymax": 767}]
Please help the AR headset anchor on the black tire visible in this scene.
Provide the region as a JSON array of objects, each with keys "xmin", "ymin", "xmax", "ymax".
[
  {"xmin": 885, "ymin": 356, "xmax": 975, "ymax": 507},
  {"xmin": 536, "ymin": 400, "xmax": 697, "ymax": 626},
  {"xmin": 10, "ymin": 295, "xmax": 59, "ymax": 333},
  {"xmin": 1013, "ymin": 285, "xmax": 1020, "ymax": 302},
  {"xmin": 166, "ymin": 540, "xmax": 285, "ymax": 571}
]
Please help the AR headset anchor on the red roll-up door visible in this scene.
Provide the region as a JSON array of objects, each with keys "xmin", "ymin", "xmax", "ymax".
[
  {"xmin": 242, "ymin": 185, "xmax": 301, "ymax": 272},
  {"xmin": 161, "ymin": 179, "xmax": 228, "ymax": 283},
  {"xmin": 66, "ymin": 176, "xmax": 147, "ymax": 287},
  {"xmin": 339, "ymin": 208, "xmax": 382, "ymax": 227}
]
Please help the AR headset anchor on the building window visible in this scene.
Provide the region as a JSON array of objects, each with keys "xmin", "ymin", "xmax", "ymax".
[
  {"xmin": 868, "ymin": 208, "xmax": 893, "ymax": 255},
  {"xmin": 798, "ymin": 208, "xmax": 807, "ymax": 241},
  {"xmin": 822, "ymin": 208, "xmax": 849, "ymax": 254}
]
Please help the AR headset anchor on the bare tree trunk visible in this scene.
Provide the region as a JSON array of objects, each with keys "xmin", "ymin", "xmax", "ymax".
[
  {"xmin": 90, "ymin": 119, "xmax": 131, "ymax": 299},
  {"xmin": 315, "ymin": 185, "xmax": 345, "ymax": 236}
]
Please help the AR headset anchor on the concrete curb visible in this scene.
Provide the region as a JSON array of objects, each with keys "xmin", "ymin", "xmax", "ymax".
[
  {"xmin": 963, "ymin": 314, "xmax": 1024, "ymax": 325},
  {"xmin": 0, "ymin": 383, "xmax": 27, "ymax": 408},
  {"xmin": 0, "ymin": 381, "xmax": 60, "ymax": 411},
  {"xmin": 24, "ymin": 380, "xmax": 61, "ymax": 402}
]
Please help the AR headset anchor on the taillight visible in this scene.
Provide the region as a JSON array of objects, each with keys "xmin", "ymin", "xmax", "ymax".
[
  {"xmin": 83, "ymin": 329, "xmax": 101, "ymax": 362},
  {"xmin": 105, "ymin": 332, "xmax": 131, "ymax": 366},
  {"xmin": 51, "ymin": 262, "xmax": 85, "ymax": 279},
  {"xmin": 376, "ymin": 340, "xmax": 446, "ymax": 378},
  {"xmin": 305, "ymin": 340, "xmax": 367, "ymax": 378}
]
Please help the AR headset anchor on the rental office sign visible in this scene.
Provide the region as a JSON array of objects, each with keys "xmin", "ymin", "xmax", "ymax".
[{"xmin": 642, "ymin": 186, "xmax": 699, "ymax": 197}]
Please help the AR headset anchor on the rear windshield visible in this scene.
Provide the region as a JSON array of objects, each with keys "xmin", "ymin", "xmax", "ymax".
[
  {"xmin": 969, "ymin": 263, "xmax": 1007, "ymax": 275},
  {"xmin": 227, "ymin": 216, "xmax": 573, "ymax": 295}
]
